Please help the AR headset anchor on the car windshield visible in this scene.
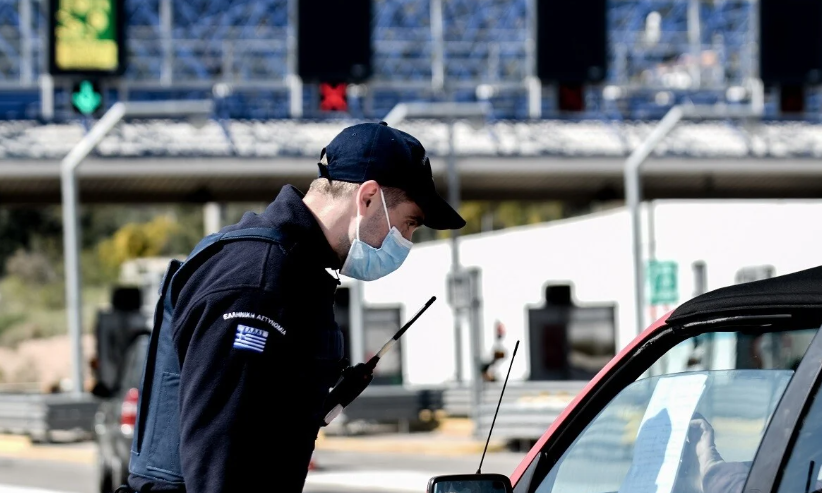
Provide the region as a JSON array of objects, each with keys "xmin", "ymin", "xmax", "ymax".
[{"xmin": 533, "ymin": 327, "xmax": 819, "ymax": 493}]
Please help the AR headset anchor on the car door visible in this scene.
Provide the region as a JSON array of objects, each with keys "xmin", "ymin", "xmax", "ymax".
[{"xmin": 513, "ymin": 313, "xmax": 822, "ymax": 493}]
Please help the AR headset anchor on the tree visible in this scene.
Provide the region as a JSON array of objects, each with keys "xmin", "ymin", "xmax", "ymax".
[
  {"xmin": 97, "ymin": 215, "xmax": 181, "ymax": 272},
  {"xmin": 0, "ymin": 208, "xmax": 62, "ymax": 276},
  {"xmin": 432, "ymin": 200, "xmax": 566, "ymax": 240}
]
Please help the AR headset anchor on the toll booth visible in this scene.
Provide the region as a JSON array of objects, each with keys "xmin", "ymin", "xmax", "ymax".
[
  {"xmin": 527, "ymin": 284, "xmax": 617, "ymax": 381},
  {"xmin": 332, "ymin": 285, "xmax": 437, "ymax": 429},
  {"xmin": 333, "ymin": 286, "xmax": 403, "ymax": 385},
  {"xmin": 363, "ymin": 307, "xmax": 403, "ymax": 385}
]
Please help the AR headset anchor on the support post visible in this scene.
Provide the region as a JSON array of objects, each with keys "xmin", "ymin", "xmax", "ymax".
[
  {"xmin": 60, "ymin": 100, "xmax": 212, "ymax": 397},
  {"xmin": 204, "ymin": 203, "xmax": 223, "ymax": 235},
  {"xmin": 20, "ymin": 0, "xmax": 33, "ymax": 86},
  {"xmin": 446, "ymin": 120, "xmax": 464, "ymax": 383},
  {"xmin": 160, "ymin": 0, "xmax": 173, "ymax": 86},
  {"xmin": 525, "ymin": 0, "xmax": 541, "ymax": 118},
  {"xmin": 688, "ymin": 0, "xmax": 701, "ymax": 89},
  {"xmin": 40, "ymin": 74, "xmax": 54, "ymax": 121},
  {"xmin": 287, "ymin": 0, "xmax": 303, "ymax": 118},
  {"xmin": 61, "ymin": 103, "xmax": 128, "ymax": 397},
  {"xmin": 38, "ymin": 0, "xmax": 53, "ymax": 120},
  {"xmin": 467, "ymin": 269, "xmax": 483, "ymax": 439},
  {"xmin": 624, "ymin": 106, "xmax": 684, "ymax": 337}
]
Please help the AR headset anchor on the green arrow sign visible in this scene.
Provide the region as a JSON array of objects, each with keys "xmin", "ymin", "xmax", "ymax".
[
  {"xmin": 648, "ymin": 260, "xmax": 678, "ymax": 306},
  {"xmin": 72, "ymin": 80, "xmax": 102, "ymax": 115}
]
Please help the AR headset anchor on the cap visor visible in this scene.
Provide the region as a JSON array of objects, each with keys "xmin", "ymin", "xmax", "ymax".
[{"xmin": 417, "ymin": 194, "xmax": 466, "ymax": 230}]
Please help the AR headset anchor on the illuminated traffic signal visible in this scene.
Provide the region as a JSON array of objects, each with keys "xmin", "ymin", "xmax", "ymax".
[
  {"xmin": 48, "ymin": 0, "xmax": 126, "ymax": 76},
  {"xmin": 71, "ymin": 80, "xmax": 103, "ymax": 116},
  {"xmin": 319, "ymin": 83, "xmax": 348, "ymax": 112},
  {"xmin": 558, "ymin": 83, "xmax": 585, "ymax": 112}
]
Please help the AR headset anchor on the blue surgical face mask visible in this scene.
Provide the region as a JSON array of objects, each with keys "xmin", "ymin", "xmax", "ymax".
[{"xmin": 340, "ymin": 189, "xmax": 413, "ymax": 281}]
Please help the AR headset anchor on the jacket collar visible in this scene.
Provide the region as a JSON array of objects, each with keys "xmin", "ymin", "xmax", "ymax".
[{"xmin": 260, "ymin": 185, "xmax": 342, "ymax": 270}]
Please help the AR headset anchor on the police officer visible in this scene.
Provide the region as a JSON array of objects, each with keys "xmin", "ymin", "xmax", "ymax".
[{"xmin": 124, "ymin": 122, "xmax": 465, "ymax": 493}]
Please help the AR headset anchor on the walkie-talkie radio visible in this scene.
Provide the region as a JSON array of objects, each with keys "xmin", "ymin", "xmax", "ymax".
[{"xmin": 321, "ymin": 296, "xmax": 437, "ymax": 426}]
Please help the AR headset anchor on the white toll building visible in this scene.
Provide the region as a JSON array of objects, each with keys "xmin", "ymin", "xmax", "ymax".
[{"xmin": 337, "ymin": 199, "xmax": 822, "ymax": 391}]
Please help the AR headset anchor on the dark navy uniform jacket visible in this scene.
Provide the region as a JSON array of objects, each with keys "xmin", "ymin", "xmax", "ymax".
[{"xmin": 128, "ymin": 185, "xmax": 344, "ymax": 493}]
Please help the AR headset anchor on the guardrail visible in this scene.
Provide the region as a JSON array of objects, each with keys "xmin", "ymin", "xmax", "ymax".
[{"xmin": 0, "ymin": 392, "xmax": 100, "ymax": 442}]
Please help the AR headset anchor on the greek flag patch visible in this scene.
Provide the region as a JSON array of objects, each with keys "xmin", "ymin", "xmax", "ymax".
[{"xmin": 233, "ymin": 324, "xmax": 269, "ymax": 353}]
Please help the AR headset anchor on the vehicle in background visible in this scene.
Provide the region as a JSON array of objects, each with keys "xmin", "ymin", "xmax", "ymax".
[
  {"xmin": 93, "ymin": 333, "xmax": 149, "ymax": 493},
  {"xmin": 426, "ymin": 265, "xmax": 822, "ymax": 493},
  {"xmin": 118, "ymin": 256, "xmax": 178, "ymax": 315},
  {"xmin": 91, "ymin": 284, "xmax": 151, "ymax": 493}
]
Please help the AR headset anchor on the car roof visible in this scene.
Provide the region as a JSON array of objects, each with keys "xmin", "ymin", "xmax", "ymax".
[{"xmin": 666, "ymin": 265, "xmax": 822, "ymax": 326}]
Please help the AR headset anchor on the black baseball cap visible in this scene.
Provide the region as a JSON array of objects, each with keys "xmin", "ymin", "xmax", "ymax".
[{"xmin": 318, "ymin": 121, "xmax": 466, "ymax": 230}]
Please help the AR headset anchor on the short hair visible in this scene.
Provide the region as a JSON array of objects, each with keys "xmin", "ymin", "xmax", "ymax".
[
  {"xmin": 307, "ymin": 178, "xmax": 410, "ymax": 209},
  {"xmin": 308, "ymin": 178, "xmax": 359, "ymax": 199}
]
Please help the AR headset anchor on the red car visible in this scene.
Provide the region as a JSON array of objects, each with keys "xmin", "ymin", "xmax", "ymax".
[{"xmin": 429, "ymin": 265, "xmax": 822, "ymax": 493}]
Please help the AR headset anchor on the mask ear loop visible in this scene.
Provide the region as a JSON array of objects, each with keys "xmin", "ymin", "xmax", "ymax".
[
  {"xmin": 380, "ymin": 188, "xmax": 391, "ymax": 231},
  {"xmin": 355, "ymin": 199, "xmax": 364, "ymax": 242}
]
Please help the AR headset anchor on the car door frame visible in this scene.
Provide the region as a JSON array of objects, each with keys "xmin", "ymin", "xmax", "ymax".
[
  {"xmin": 743, "ymin": 323, "xmax": 822, "ymax": 493},
  {"xmin": 514, "ymin": 312, "xmax": 822, "ymax": 493}
]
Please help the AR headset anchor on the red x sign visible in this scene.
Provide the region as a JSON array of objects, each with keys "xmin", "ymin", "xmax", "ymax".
[{"xmin": 320, "ymin": 83, "xmax": 348, "ymax": 112}]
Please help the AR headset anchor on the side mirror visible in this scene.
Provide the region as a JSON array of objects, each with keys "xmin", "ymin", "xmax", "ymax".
[{"xmin": 427, "ymin": 474, "xmax": 513, "ymax": 493}]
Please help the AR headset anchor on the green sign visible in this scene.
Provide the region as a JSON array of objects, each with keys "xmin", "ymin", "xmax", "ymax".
[
  {"xmin": 648, "ymin": 260, "xmax": 678, "ymax": 305},
  {"xmin": 49, "ymin": 0, "xmax": 124, "ymax": 75},
  {"xmin": 71, "ymin": 80, "xmax": 102, "ymax": 115}
]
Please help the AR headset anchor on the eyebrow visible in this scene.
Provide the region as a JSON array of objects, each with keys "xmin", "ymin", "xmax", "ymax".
[{"xmin": 409, "ymin": 215, "xmax": 424, "ymax": 225}]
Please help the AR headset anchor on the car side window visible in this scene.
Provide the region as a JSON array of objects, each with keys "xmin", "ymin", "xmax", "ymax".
[
  {"xmin": 530, "ymin": 327, "xmax": 819, "ymax": 493},
  {"xmin": 774, "ymin": 381, "xmax": 822, "ymax": 493},
  {"xmin": 534, "ymin": 369, "xmax": 792, "ymax": 493}
]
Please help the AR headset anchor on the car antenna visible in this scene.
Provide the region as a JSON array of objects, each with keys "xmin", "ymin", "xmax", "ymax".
[{"xmin": 477, "ymin": 339, "xmax": 519, "ymax": 475}]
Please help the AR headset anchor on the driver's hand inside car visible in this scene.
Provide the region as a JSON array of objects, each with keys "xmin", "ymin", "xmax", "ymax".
[
  {"xmin": 687, "ymin": 415, "xmax": 750, "ymax": 493},
  {"xmin": 688, "ymin": 416, "xmax": 724, "ymax": 476}
]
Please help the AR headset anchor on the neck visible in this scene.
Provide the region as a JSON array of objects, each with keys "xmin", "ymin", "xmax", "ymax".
[{"xmin": 302, "ymin": 193, "xmax": 349, "ymax": 264}]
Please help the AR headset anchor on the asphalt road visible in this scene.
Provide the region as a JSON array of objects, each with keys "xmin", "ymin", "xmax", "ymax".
[
  {"xmin": 305, "ymin": 450, "xmax": 525, "ymax": 492},
  {"xmin": 0, "ymin": 455, "xmax": 95, "ymax": 493},
  {"xmin": 0, "ymin": 447, "xmax": 526, "ymax": 493}
]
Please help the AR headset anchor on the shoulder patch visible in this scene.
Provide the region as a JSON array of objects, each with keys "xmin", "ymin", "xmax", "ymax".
[
  {"xmin": 233, "ymin": 324, "xmax": 269, "ymax": 353},
  {"xmin": 223, "ymin": 311, "xmax": 287, "ymax": 336}
]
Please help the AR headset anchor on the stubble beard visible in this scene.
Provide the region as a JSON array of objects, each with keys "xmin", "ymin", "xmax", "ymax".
[{"xmin": 338, "ymin": 209, "xmax": 388, "ymax": 267}]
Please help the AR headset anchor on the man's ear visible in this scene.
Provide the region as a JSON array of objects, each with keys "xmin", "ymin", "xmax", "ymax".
[{"xmin": 357, "ymin": 180, "xmax": 380, "ymax": 211}]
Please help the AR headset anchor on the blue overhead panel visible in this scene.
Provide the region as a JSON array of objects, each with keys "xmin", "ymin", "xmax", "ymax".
[
  {"xmin": 0, "ymin": 0, "xmax": 22, "ymax": 82},
  {"xmin": 373, "ymin": 0, "xmax": 432, "ymax": 82},
  {"xmin": 0, "ymin": 0, "xmax": 763, "ymax": 120},
  {"xmin": 123, "ymin": 0, "xmax": 162, "ymax": 81},
  {"xmin": 442, "ymin": 0, "xmax": 527, "ymax": 82}
]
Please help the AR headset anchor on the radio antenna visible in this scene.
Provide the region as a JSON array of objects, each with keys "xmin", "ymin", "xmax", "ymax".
[{"xmin": 477, "ymin": 339, "xmax": 519, "ymax": 474}]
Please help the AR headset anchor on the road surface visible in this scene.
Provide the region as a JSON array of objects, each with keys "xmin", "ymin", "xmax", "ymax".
[{"xmin": 0, "ymin": 444, "xmax": 525, "ymax": 493}]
